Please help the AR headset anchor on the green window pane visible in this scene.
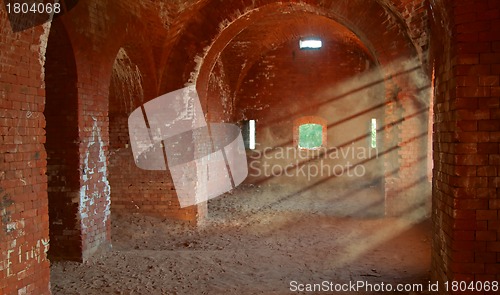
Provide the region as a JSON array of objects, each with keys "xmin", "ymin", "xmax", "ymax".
[{"xmin": 299, "ymin": 124, "xmax": 323, "ymax": 149}]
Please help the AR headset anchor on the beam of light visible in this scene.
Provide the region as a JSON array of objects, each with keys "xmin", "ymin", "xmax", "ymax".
[{"xmin": 329, "ymin": 205, "xmax": 429, "ymax": 269}]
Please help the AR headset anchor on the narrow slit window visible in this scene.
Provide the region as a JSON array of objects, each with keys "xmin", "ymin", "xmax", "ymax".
[
  {"xmin": 299, "ymin": 123, "xmax": 323, "ymax": 149},
  {"xmin": 249, "ymin": 120, "xmax": 256, "ymax": 150},
  {"xmin": 371, "ymin": 118, "xmax": 377, "ymax": 148},
  {"xmin": 242, "ymin": 120, "xmax": 256, "ymax": 150}
]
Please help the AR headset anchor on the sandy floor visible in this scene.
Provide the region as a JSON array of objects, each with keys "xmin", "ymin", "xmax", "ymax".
[{"xmin": 51, "ymin": 184, "xmax": 432, "ymax": 294}]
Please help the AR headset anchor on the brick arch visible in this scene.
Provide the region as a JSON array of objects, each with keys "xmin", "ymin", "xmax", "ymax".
[
  {"xmin": 108, "ymin": 45, "xmax": 158, "ymax": 117},
  {"xmin": 220, "ymin": 12, "xmax": 376, "ymax": 105},
  {"xmin": 195, "ymin": 5, "xmax": 382, "ymax": 101},
  {"xmin": 157, "ymin": 0, "xmax": 422, "ymax": 98},
  {"xmin": 53, "ymin": 0, "xmax": 212, "ymax": 231},
  {"xmin": 174, "ymin": 0, "xmax": 431, "ymax": 219}
]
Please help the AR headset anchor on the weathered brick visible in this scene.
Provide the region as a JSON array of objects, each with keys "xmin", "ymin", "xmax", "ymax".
[
  {"xmin": 477, "ymin": 210, "xmax": 498, "ymax": 220},
  {"xmin": 476, "ymin": 230, "xmax": 497, "ymax": 241},
  {"xmin": 481, "ymin": 53, "xmax": 500, "ymax": 64}
]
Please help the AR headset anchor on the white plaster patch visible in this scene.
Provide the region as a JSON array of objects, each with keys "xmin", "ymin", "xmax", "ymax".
[
  {"xmin": 79, "ymin": 119, "xmax": 111, "ymax": 231},
  {"xmin": 18, "ymin": 287, "xmax": 27, "ymax": 295},
  {"xmin": 186, "ymin": 53, "xmax": 207, "ymax": 86},
  {"xmin": 38, "ymin": 22, "xmax": 52, "ymax": 86},
  {"xmin": 2, "ymin": 238, "xmax": 49, "ymax": 278},
  {"xmin": 6, "ymin": 218, "xmax": 25, "ymax": 235}
]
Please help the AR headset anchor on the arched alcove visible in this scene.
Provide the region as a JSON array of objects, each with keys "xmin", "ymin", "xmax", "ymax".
[
  {"xmin": 107, "ymin": 47, "xmax": 202, "ymax": 223},
  {"xmin": 45, "ymin": 18, "xmax": 81, "ymax": 261}
]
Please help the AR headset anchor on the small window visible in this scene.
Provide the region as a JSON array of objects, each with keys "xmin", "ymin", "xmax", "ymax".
[
  {"xmin": 299, "ymin": 123, "xmax": 323, "ymax": 149},
  {"xmin": 293, "ymin": 116, "xmax": 327, "ymax": 150},
  {"xmin": 299, "ymin": 39, "xmax": 322, "ymax": 49},
  {"xmin": 242, "ymin": 120, "xmax": 256, "ymax": 150}
]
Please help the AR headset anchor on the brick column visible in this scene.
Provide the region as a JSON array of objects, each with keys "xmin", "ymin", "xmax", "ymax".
[
  {"xmin": 432, "ymin": 0, "xmax": 500, "ymax": 292},
  {"xmin": 0, "ymin": 10, "xmax": 51, "ymax": 295}
]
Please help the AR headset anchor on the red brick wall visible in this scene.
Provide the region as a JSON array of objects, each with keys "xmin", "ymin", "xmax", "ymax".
[
  {"xmin": 0, "ymin": 8, "xmax": 51, "ymax": 295},
  {"xmin": 390, "ymin": 0, "xmax": 429, "ymax": 60},
  {"xmin": 108, "ymin": 115, "xmax": 199, "ymax": 221},
  {"xmin": 179, "ymin": 0, "xmax": 424, "ymax": 101},
  {"xmin": 1, "ymin": 6, "xmax": 208, "ymax": 293},
  {"xmin": 204, "ymin": 58, "xmax": 234, "ymax": 122},
  {"xmin": 431, "ymin": 0, "xmax": 500, "ymax": 292}
]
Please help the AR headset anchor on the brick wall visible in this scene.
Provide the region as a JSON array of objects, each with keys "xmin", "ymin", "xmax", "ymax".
[
  {"xmin": 390, "ymin": 0, "xmax": 429, "ymax": 61},
  {"xmin": 0, "ymin": 8, "xmax": 51, "ymax": 295},
  {"xmin": 431, "ymin": 0, "xmax": 500, "ymax": 292},
  {"xmin": 108, "ymin": 114, "xmax": 199, "ymax": 221},
  {"xmin": 71, "ymin": 34, "xmax": 114, "ymax": 262},
  {"xmin": 430, "ymin": 0, "xmax": 454, "ymax": 288}
]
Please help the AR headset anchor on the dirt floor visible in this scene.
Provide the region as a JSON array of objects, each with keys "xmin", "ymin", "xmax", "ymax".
[{"xmin": 50, "ymin": 184, "xmax": 432, "ymax": 295}]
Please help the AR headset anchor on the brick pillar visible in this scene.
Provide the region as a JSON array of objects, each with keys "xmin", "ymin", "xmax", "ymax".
[
  {"xmin": 0, "ymin": 10, "xmax": 51, "ymax": 295},
  {"xmin": 432, "ymin": 0, "xmax": 500, "ymax": 292},
  {"xmin": 385, "ymin": 84, "xmax": 431, "ymax": 216},
  {"xmin": 384, "ymin": 80, "xmax": 404, "ymax": 215},
  {"xmin": 76, "ymin": 57, "xmax": 113, "ymax": 261},
  {"xmin": 45, "ymin": 18, "xmax": 112, "ymax": 262}
]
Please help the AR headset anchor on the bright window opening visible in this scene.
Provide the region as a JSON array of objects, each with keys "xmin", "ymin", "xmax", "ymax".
[
  {"xmin": 299, "ymin": 39, "xmax": 322, "ymax": 49},
  {"xmin": 249, "ymin": 120, "xmax": 256, "ymax": 150},
  {"xmin": 371, "ymin": 118, "xmax": 377, "ymax": 148},
  {"xmin": 299, "ymin": 123, "xmax": 323, "ymax": 149},
  {"xmin": 242, "ymin": 120, "xmax": 256, "ymax": 150}
]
